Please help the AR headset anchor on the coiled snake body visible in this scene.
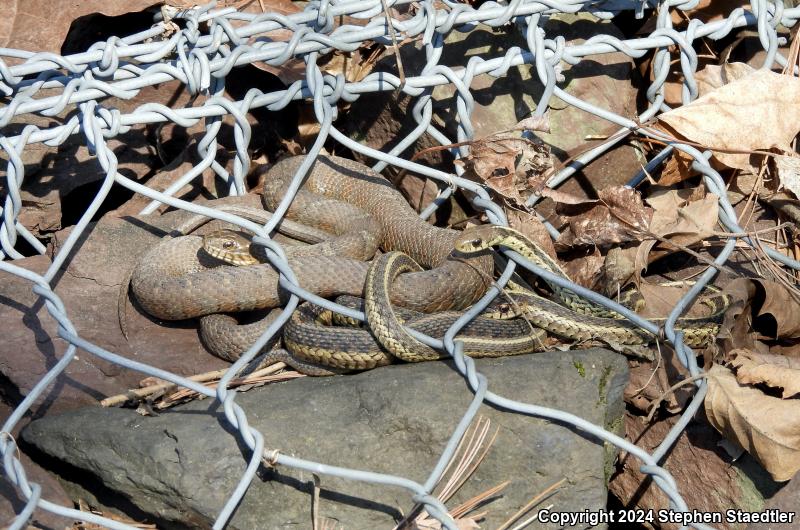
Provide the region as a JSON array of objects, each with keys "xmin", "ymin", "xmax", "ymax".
[
  {"xmin": 129, "ymin": 155, "xmax": 494, "ymax": 361},
  {"xmin": 129, "ymin": 155, "xmax": 728, "ymax": 371}
]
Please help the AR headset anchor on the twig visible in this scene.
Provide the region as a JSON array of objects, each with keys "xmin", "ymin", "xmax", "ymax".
[
  {"xmin": 380, "ymin": 0, "xmax": 405, "ymax": 87},
  {"xmin": 411, "ymin": 139, "xmax": 477, "ymax": 161},
  {"xmin": 100, "ymin": 362, "xmax": 290, "ymax": 407},
  {"xmin": 645, "ymin": 372, "xmax": 708, "ymax": 423},
  {"xmin": 630, "ymin": 340, "xmax": 663, "ymax": 396},
  {"xmin": 711, "ymin": 222, "xmax": 793, "ymax": 238},
  {"xmin": 739, "ymin": 164, "xmax": 767, "ymax": 231},
  {"xmin": 633, "ymin": 227, "xmax": 740, "ymax": 276},
  {"xmin": 495, "ymin": 478, "xmax": 566, "ymax": 530},
  {"xmin": 312, "ymin": 473, "xmax": 322, "ymax": 530},
  {"xmin": 156, "ymin": 369, "xmax": 305, "ymax": 409},
  {"xmin": 636, "ymin": 129, "xmax": 799, "ymax": 160},
  {"xmin": 409, "ymin": 125, "xmax": 555, "ymax": 163},
  {"xmin": 508, "ymin": 503, "xmax": 554, "ymax": 530}
]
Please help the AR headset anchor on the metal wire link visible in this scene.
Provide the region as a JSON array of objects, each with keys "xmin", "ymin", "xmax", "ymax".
[{"xmin": 2, "ymin": 1, "xmax": 799, "ymax": 529}]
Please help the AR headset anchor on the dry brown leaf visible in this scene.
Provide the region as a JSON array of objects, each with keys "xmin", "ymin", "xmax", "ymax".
[
  {"xmin": 657, "ymin": 70, "xmax": 800, "ymax": 171},
  {"xmin": 548, "ymin": 186, "xmax": 652, "ymax": 249},
  {"xmin": 729, "ymin": 349, "xmax": 800, "ymax": 399},
  {"xmin": 456, "ymin": 134, "xmax": 552, "ymax": 206},
  {"xmin": 562, "ymin": 246, "xmax": 604, "ymax": 290},
  {"xmin": 457, "ymin": 138, "xmax": 524, "ymax": 203},
  {"xmin": 538, "ymin": 187, "xmax": 593, "ymax": 205},
  {"xmin": 752, "ymin": 278, "xmax": 800, "ymax": 339},
  {"xmin": 705, "ymin": 364, "xmax": 800, "ymax": 481},
  {"xmin": 0, "ymin": 0, "xmax": 161, "ymax": 58},
  {"xmin": 598, "ymin": 246, "xmax": 638, "ymax": 296},
  {"xmin": 694, "ymin": 62, "xmax": 756, "ymax": 97},
  {"xmin": 514, "ymin": 114, "xmax": 550, "ymax": 133},
  {"xmin": 718, "ymin": 278, "xmax": 800, "ymax": 360},
  {"xmin": 657, "ymin": 149, "xmax": 696, "ymax": 186},
  {"xmin": 635, "ymin": 188, "xmax": 718, "ymax": 269},
  {"xmin": 775, "ymin": 154, "xmax": 800, "ymax": 200},
  {"xmin": 227, "ymin": 0, "xmax": 305, "ymax": 83},
  {"xmin": 718, "ymin": 277, "xmax": 761, "ymax": 351}
]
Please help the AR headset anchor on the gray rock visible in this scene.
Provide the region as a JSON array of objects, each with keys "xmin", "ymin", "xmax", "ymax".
[{"xmin": 23, "ymin": 349, "xmax": 627, "ymax": 529}]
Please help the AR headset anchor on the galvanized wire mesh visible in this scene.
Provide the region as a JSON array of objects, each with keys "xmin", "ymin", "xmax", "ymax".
[{"xmin": 2, "ymin": 0, "xmax": 800, "ymax": 528}]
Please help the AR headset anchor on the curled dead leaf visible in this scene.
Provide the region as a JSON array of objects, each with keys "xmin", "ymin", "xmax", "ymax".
[
  {"xmin": 720, "ymin": 278, "xmax": 800, "ymax": 362},
  {"xmin": 694, "ymin": 62, "xmax": 755, "ymax": 97},
  {"xmin": 562, "ymin": 247, "xmax": 604, "ymax": 291},
  {"xmin": 751, "ymin": 278, "xmax": 800, "ymax": 340},
  {"xmin": 775, "ymin": 154, "xmax": 800, "ymax": 200},
  {"xmin": 547, "ymin": 186, "xmax": 652, "ymax": 249},
  {"xmin": 657, "ymin": 147, "xmax": 697, "ymax": 186},
  {"xmin": 705, "ymin": 364, "xmax": 800, "ymax": 481},
  {"xmin": 514, "ymin": 114, "xmax": 551, "ymax": 133},
  {"xmin": 634, "ymin": 188, "xmax": 718, "ymax": 272},
  {"xmin": 657, "ymin": 70, "xmax": 800, "ymax": 172},
  {"xmin": 456, "ymin": 134, "xmax": 553, "ymax": 206},
  {"xmin": 718, "ymin": 277, "xmax": 759, "ymax": 350},
  {"xmin": 729, "ymin": 349, "xmax": 800, "ymax": 399}
]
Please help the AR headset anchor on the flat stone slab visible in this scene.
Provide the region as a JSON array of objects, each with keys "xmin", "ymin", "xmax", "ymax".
[{"xmin": 23, "ymin": 349, "xmax": 627, "ymax": 529}]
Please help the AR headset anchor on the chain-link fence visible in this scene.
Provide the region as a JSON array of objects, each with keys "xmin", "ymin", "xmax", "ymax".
[{"xmin": 2, "ymin": 0, "xmax": 800, "ymax": 528}]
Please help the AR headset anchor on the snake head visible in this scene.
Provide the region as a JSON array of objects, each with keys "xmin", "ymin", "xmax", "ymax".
[
  {"xmin": 202, "ymin": 230, "xmax": 259, "ymax": 265},
  {"xmin": 455, "ymin": 225, "xmax": 506, "ymax": 253}
]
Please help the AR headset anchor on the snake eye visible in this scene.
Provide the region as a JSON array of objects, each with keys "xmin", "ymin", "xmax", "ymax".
[
  {"xmin": 470, "ymin": 238, "xmax": 482, "ymax": 248},
  {"xmin": 222, "ymin": 240, "xmax": 235, "ymax": 249}
]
